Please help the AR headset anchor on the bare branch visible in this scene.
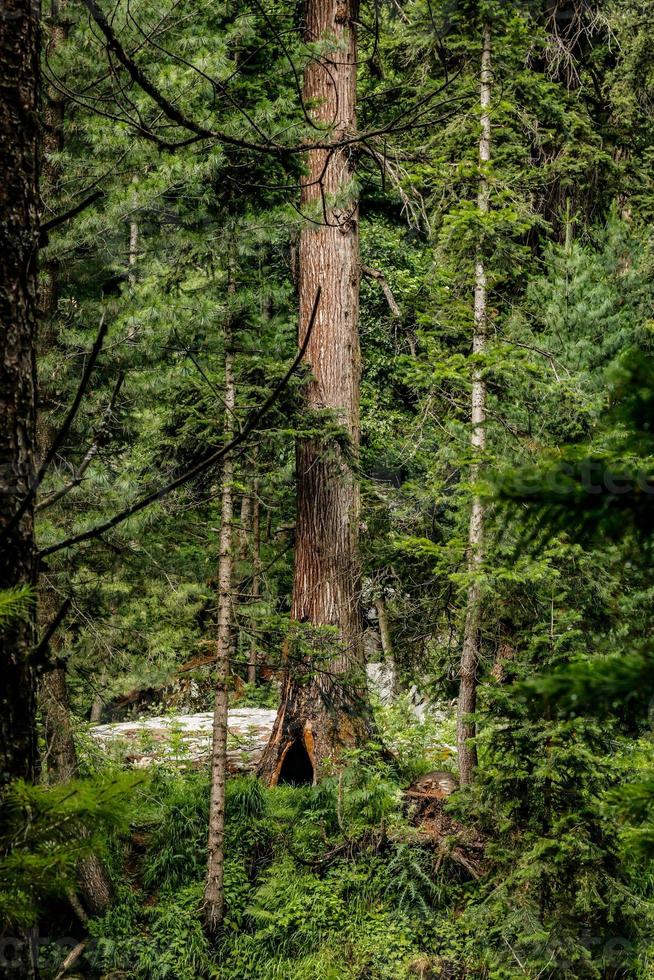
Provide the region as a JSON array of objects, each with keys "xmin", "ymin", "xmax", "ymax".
[
  {"xmin": 33, "ymin": 597, "xmax": 72, "ymax": 671},
  {"xmin": 37, "ymin": 373, "xmax": 125, "ymax": 512},
  {"xmin": 84, "ymin": 0, "xmax": 280, "ymax": 154},
  {"xmin": 3, "ymin": 315, "xmax": 109, "ymax": 540},
  {"xmin": 361, "ymin": 265, "xmax": 401, "ymax": 317},
  {"xmin": 41, "ymin": 190, "xmax": 105, "ymax": 239}
]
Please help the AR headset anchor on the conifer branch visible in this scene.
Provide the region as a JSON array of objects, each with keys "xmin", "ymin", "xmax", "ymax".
[
  {"xmin": 37, "ymin": 374, "xmax": 125, "ymax": 512},
  {"xmin": 39, "ymin": 288, "xmax": 322, "ymax": 558},
  {"xmin": 3, "ymin": 315, "xmax": 109, "ymax": 540},
  {"xmin": 41, "ymin": 190, "xmax": 105, "ymax": 239}
]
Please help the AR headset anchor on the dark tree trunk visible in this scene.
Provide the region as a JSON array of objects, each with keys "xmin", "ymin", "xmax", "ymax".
[
  {"xmin": 259, "ymin": 0, "xmax": 369, "ymax": 785},
  {"xmin": 39, "ymin": 652, "xmax": 113, "ymax": 914},
  {"xmin": 0, "ymin": 0, "xmax": 41, "ymax": 788},
  {"xmin": 41, "ymin": 666, "xmax": 113, "ymax": 913},
  {"xmin": 36, "ymin": 0, "xmax": 112, "ymax": 914},
  {"xmin": 37, "ymin": 0, "xmax": 75, "ymax": 797},
  {"xmin": 41, "ymin": 661, "xmax": 77, "ymax": 781}
]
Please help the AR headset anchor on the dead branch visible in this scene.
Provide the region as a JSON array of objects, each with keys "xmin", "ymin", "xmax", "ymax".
[{"xmin": 361, "ymin": 265, "xmax": 401, "ymax": 317}]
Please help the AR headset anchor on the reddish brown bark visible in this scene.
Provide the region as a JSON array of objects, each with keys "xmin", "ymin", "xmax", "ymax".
[
  {"xmin": 259, "ymin": 0, "xmax": 369, "ymax": 784},
  {"xmin": 0, "ymin": 0, "xmax": 41, "ymax": 787}
]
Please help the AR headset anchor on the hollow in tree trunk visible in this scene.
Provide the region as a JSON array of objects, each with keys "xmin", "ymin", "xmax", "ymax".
[
  {"xmin": 259, "ymin": 0, "xmax": 369, "ymax": 786},
  {"xmin": 457, "ymin": 22, "xmax": 492, "ymax": 787}
]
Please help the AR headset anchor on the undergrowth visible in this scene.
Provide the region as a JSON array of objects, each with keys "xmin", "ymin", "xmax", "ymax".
[
  {"xmin": 79, "ymin": 752, "xmax": 464, "ymax": 980},
  {"xmin": 23, "ymin": 707, "xmax": 654, "ymax": 979}
]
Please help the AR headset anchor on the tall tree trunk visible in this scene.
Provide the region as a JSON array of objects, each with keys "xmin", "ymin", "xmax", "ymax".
[
  {"xmin": 41, "ymin": 656, "xmax": 76, "ymax": 781},
  {"xmin": 128, "ymin": 220, "xmax": 138, "ymax": 287},
  {"xmin": 38, "ymin": 0, "xmax": 74, "ymax": 770},
  {"xmin": 0, "ymin": 0, "xmax": 41, "ymax": 788},
  {"xmin": 128, "ymin": 175, "xmax": 138, "ymax": 290},
  {"xmin": 204, "ymin": 279, "xmax": 236, "ymax": 933},
  {"xmin": 39, "ymin": 0, "xmax": 67, "ymax": 328},
  {"xmin": 457, "ymin": 22, "xmax": 492, "ymax": 787},
  {"xmin": 36, "ymin": 1, "xmax": 113, "ymax": 913},
  {"xmin": 259, "ymin": 0, "xmax": 368, "ymax": 786},
  {"xmin": 247, "ymin": 477, "xmax": 261, "ymax": 686}
]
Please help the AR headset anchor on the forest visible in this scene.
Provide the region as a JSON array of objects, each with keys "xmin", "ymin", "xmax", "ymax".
[{"xmin": 1, "ymin": 0, "xmax": 654, "ymax": 977}]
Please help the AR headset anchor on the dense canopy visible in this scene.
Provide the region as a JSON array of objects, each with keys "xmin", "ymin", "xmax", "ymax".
[{"xmin": 2, "ymin": 0, "xmax": 654, "ymax": 977}]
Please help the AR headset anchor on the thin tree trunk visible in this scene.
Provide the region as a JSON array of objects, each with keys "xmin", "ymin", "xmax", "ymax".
[
  {"xmin": 457, "ymin": 22, "xmax": 492, "ymax": 787},
  {"xmin": 0, "ymin": 0, "xmax": 41, "ymax": 788},
  {"xmin": 259, "ymin": 0, "xmax": 369, "ymax": 785},
  {"xmin": 89, "ymin": 672, "xmax": 107, "ymax": 723},
  {"xmin": 238, "ymin": 490, "xmax": 253, "ymax": 560},
  {"xmin": 204, "ymin": 276, "xmax": 236, "ymax": 933},
  {"xmin": 128, "ymin": 220, "xmax": 138, "ymax": 287},
  {"xmin": 39, "ymin": 0, "xmax": 67, "ymax": 334},
  {"xmin": 247, "ymin": 477, "xmax": 261, "ymax": 686},
  {"xmin": 37, "ymin": 0, "xmax": 70, "ymax": 782},
  {"xmin": 376, "ymin": 598, "xmax": 393, "ymax": 661},
  {"xmin": 127, "ymin": 176, "xmax": 138, "ymax": 348}
]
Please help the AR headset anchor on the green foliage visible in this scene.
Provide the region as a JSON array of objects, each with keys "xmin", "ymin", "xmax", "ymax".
[
  {"xmin": 0, "ymin": 586, "xmax": 34, "ymax": 629},
  {"xmin": 84, "ymin": 758, "xmax": 458, "ymax": 979},
  {"xmin": 0, "ymin": 773, "xmax": 139, "ymax": 927},
  {"xmin": 89, "ymin": 882, "xmax": 218, "ymax": 980},
  {"xmin": 25, "ymin": 0, "xmax": 654, "ymax": 977},
  {"xmin": 375, "ymin": 693, "xmax": 457, "ymax": 781}
]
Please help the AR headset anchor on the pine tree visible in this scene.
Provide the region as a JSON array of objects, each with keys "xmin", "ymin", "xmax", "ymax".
[
  {"xmin": 457, "ymin": 18, "xmax": 492, "ymax": 787},
  {"xmin": 0, "ymin": 0, "xmax": 41, "ymax": 788},
  {"xmin": 259, "ymin": 0, "xmax": 371, "ymax": 784}
]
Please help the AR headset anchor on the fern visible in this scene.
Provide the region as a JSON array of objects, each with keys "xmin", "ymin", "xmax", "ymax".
[
  {"xmin": 0, "ymin": 772, "xmax": 140, "ymax": 927},
  {"xmin": 383, "ymin": 844, "xmax": 438, "ymax": 918},
  {"xmin": 0, "ymin": 585, "xmax": 34, "ymax": 629}
]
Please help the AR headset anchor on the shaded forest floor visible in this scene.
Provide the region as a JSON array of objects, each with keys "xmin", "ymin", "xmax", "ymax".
[
  {"xmin": 35, "ymin": 701, "xmax": 478, "ymax": 980},
  {"xmin": 14, "ymin": 695, "xmax": 654, "ymax": 980}
]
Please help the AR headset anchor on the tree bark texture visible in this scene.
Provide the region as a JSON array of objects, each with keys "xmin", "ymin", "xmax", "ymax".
[
  {"xmin": 259, "ymin": 0, "xmax": 369, "ymax": 785},
  {"xmin": 457, "ymin": 22, "xmax": 491, "ymax": 787},
  {"xmin": 204, "ymin": 284, "xmax": 236, "ymax": 933},
  {"xmin": 37, "ymin": 0, "xmax": 75, "ymax": 797},
  {"xmin": 248, "ymin": 478, "xmax": 261, "ymax": 686},
  {"xmin": 0, "ymin": 0, "xmax": 41, "ymax": 788}
]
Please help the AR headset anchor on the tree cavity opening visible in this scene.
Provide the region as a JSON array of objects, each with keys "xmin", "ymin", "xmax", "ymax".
[{"xmin": 277, "ymin": 738, "xmax": 314, "ymax": 786}]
